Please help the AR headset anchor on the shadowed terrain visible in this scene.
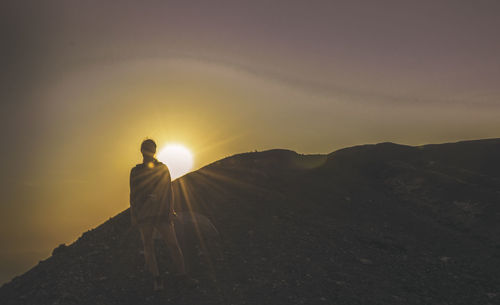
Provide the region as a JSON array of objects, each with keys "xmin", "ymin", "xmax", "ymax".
[{"xmin": 1, "ymin": 139, "xmax": 500, "ymax": 305}]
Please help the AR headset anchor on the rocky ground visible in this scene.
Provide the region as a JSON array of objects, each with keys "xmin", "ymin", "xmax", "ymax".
[{"xmin": 1, "ymin": 139, "xmax": 500, "ymax": 305}]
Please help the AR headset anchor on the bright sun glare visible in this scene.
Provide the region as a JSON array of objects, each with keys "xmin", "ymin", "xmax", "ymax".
[{"xmin": 157, "ymin": 143, "xmax": 194, "ymax": 180}]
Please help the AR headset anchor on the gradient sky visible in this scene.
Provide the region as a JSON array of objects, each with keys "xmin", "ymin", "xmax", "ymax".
[{"xmin": 1, "ymin": 0, "xmax": 500, "ymax": 283}]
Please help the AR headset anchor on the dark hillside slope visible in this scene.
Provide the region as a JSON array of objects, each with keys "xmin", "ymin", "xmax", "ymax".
[
  {"xmin": 1, "ymin": 140, "xmax": 500, "ymax": 305},
  {"xmin": 323, "ymin": 140, "xmax": 500, "ymax": 243}
]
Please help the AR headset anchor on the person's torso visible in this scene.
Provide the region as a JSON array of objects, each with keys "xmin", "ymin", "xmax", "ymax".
[{"xmin": 131, "ymin": 160, "xmax": 171, "ymax": 205}]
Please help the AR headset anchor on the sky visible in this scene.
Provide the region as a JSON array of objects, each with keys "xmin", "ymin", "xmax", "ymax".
[{"xmin": 1, "ymin": 0, "xmax": 500, "ymax": 284}]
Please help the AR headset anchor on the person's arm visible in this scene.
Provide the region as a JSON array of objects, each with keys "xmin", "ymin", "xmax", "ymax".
[
  {"xmin": 129, "ymin": 168, "xmax": 138, "ymax": 226},
  {"xmin": 162, "ymin": 166, "xmax": 176, "ymax": 223},
  {"xmin": 168, "ymin": 185, "xmax": 175, "ymax": 220}
]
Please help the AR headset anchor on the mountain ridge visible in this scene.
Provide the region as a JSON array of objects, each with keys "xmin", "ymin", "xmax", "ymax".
[{"xmin": 1, "ymin": 138, "xmax": 500, "ymax": 305}]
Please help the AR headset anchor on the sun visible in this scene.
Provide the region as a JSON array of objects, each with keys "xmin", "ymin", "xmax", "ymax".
[{"xmin": 157, "ymin": 143, "xmax": 194, "ymax": 180}]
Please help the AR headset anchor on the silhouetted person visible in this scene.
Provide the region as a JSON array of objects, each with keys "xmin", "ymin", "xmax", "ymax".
[{"xmin": 130, "ymin": 139, "xmax": 186, "ymax": 291}]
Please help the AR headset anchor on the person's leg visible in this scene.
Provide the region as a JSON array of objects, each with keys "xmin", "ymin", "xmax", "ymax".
[
  {"xmin": 157, "ymin": 222, "xmax": 186, "ymax": 275},
  {"xmin": 139, "ymin": 224, "xmax": 163, "ymax": 290}
]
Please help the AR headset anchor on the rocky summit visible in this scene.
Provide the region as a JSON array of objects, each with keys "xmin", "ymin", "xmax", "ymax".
[{"xmin": 1, "ymin": 139, "xmax": 500, "ymax": 305}]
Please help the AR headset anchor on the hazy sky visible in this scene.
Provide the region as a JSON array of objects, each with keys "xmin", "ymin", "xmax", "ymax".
[{"xmin": 1, "ymin": 0, "xmax": 500, "ymax": 283}]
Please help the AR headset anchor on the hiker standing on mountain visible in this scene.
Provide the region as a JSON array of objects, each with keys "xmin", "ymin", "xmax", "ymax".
[{"xmin": 129, "ymin": 139, "xmax": 187, "ymax": 291}]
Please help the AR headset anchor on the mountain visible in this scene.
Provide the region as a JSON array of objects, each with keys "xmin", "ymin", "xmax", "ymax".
[{"xmin": 1, "ymin": 139, "xmax": 500, "ymax": 305}]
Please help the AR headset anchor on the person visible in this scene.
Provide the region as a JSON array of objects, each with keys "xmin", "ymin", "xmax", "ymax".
[{"xmin": 129, "ymin": 139, "xmax": 187, "ymax": 291}]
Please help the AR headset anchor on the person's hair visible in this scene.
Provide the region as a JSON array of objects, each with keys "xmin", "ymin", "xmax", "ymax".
[{"xmin": 140, "ymin": 139, "xmax": 156, "ymax": 155}]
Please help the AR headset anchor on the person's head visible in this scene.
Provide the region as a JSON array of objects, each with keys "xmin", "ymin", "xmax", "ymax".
[{"xmin": 140, "ymin": 139, "xmax": 156, "ymax": 158}]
